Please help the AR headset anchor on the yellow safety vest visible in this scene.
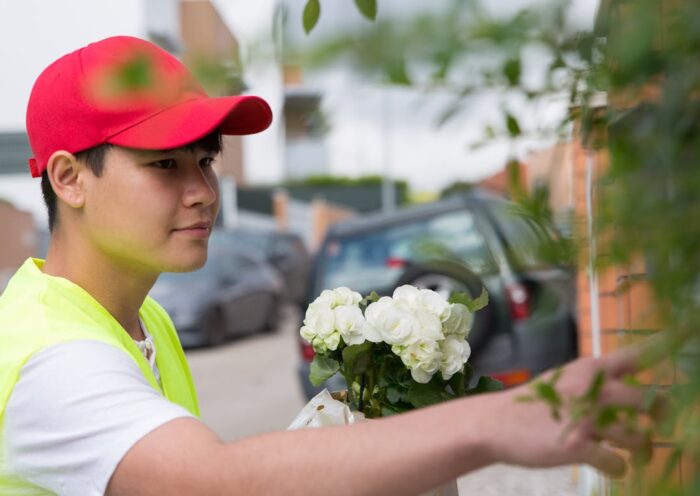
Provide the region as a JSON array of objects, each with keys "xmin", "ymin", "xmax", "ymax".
[{"xmin": 0, "ymin": 258, "xmax": 200, "ymax": 494}]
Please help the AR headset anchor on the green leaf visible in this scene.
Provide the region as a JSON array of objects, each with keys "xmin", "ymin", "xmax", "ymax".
[
  {"xmin": 535, "ymin": 382, "xmax": 561, "ymax": 407},
  {"xmin": 342, "ymin": 342, "xmax": 373, "ymax": 376},
  {"xmin": 354, "ymin": 0, "xmax": 377, "ymax": 20},
  {"xmin": 468, "ymin": 375, "xmax": 504, "ymax": 395},
  {"xmin": 503, "ymin": 57, "xmax": 521, "ymax": 86},
  {"xmin": 468, "ymin": 287, "xmax": 489, "ymax": 312},
  {"xmin": 449, "ymin": 370, "xmax": 467, "ymax": 397},
  {"xmin": 437, "ymin": 102, "xmax": 462, "ymax": 127},
  {"xmin": 309, "ymin": 355, "xmax": 340, "ymax": 386},
  {"xmin": 449, "ymin": 288, "xmax": 489, "ymax": 313},
  {"xmin": 462, "ymin": 363, "xmax": 474, "ymax": 386},
  {"xmin": 381, "ymin": 404, "xmax": 410, "ymax": 417},
  {"xmin": 596, "ymin": 406, "xmax": 619, "ymax": 429},
  {"xmin": 505, "ymin": 112, "xmax": 521, "ymax": 137},
  {"xmin": 584, "ymin": 370, "xmax": 606, "ymax": 402},
  {"xmin": 362, "ymin": 291, "xmax": 381, "ymax": 307},
  {"xmin": 303, "ymin": 0, "xmax": 321, "ymax": 34},
  {"xmin": 515, "ymin": 394, "xmax": 538, "ymax": 403},
  {"xmin": 408, "ymin": 381, "xmax": 451, "ymax": 408},
  {"xmin": 118, "ymin": 54, "xmax": 154, "ymax": 90},
  {"xmin": 386, "ymin": 387, "xmax": 407, "ymax": 404},
  {"xmin": 386, "ymin": 58, "xmax": 412, "ymax": 85}
]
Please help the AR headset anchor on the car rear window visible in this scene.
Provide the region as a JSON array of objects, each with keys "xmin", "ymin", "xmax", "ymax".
[
  {"xmin": 486, "ymin": 202, "xmax": 554, "ymax": 269},
  {"xmin": 319, "ymin": 210, "xmax": 495, "ymax": 294}
]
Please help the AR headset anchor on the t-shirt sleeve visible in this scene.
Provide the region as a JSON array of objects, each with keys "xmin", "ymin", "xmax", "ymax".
[{"xmin": 3, "ymin": 340, "xmax": 195, "ymax": 496}]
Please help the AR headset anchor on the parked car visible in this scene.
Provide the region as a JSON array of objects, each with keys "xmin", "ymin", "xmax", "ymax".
[
  {"xmin": 223, "ymin": 228, "xmax": 311, "ymax": 308},
  {"xmin": 298, "ymin": 189, "xmax": 578, "ymax": 399},
  {"xmin": 150, "ymin": 230, "xmax": 284, "ymax": 348}
]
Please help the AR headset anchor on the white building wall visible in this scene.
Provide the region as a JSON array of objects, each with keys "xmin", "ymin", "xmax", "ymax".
[
  {"xmin": 0, "ymin": 0, "xmax": 163, "ymax": 132},
  {"xmin": 0, "ymin": 0, "xmax": 179, "ymax": 225},
  {"xmin": 285, "ymin": 138, "xmax": 328, "ymax": 179}
]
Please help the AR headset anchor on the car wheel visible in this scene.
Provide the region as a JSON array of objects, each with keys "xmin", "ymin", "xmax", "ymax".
[
  {"xmin": 396, "ymin": 267, "xmax": 495, "ymax": 355},
  {"xmin": 408, "ymin": 273, "xmax": 469, "ymax": 301}
]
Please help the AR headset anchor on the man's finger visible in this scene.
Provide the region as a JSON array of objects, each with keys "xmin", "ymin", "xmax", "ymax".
[
  {"xmin": 594, "ymin": 424, "xmax": 651, "ymax": 456},
  {"xmin": 604, "ymin": 332, "xmax": 669, "ymax": 377},
  {"xmin": 598, "ymin": 382, "xmax": 647, "ymax": 409},
  {"xmin": 582, "ymin": 441, "xmax": 628, "ymax": 479}
]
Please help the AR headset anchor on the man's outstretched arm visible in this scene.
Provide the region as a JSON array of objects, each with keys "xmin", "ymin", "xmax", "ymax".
[{"xmin": 107, "ymin": 344, "xmax": 660, "ymax": 496}]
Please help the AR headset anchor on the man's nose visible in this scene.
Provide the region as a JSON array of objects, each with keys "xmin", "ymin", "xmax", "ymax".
[{"xmin": 183, "ymin": 164, "xmax": 218, "ymax": 208}]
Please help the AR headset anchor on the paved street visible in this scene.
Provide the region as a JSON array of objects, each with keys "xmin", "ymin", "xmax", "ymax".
[
  {"xmin": 186, "ymin": 305, "xmax": 579, "ymax": 495},
  {"xmin": 185, "ymin": 305, "xmax": 307, "ymax": 442}
]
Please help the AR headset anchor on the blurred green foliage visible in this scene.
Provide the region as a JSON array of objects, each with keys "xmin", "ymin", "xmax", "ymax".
[
  {"xmin": 298, "ymin": 0, "xmax": 700, "ymax": 492},
  {"xmin": 283, "ymin": 173, "xmax": 405, "ymax": 188}
]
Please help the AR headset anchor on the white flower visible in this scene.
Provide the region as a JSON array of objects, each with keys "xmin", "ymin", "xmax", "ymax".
[
  {"xmin": 300, "ymin": 325, "xmax": 316, "ymax": 343},
  {"xmin": 361, "ymin": 320, "xmax": 383, "ymax": 343},
  {"xmin": 318, "ymin": 287, "xmax": 362, "ymax": 308},
  {"xmin": 439, "ymin": 336, "xmax": 471, "ymax": 380},
  {"xmin": 442, "ymin": 303, "xmax": 474, "ymax": 338},
  {"xmin": 411, "ymin": 367, "xmax": 436, "ymax": 384},
  {"xmin": 303, "ymin": 301, "xmax": 335, "ymax": 338},
  {"xmin": 415, "ymin": 310, "xmax": 445, "ymax": 342},
  {"xmin": 396, "ymin": 340, "xmax": 442, "ymax": 384},
  {"xmin": 312, "ymin": 332, "xmax": 340, "ymax": 353},
  {"xmin": 300, "ymin": 299, "xmax": 338, "ymax": 353},
  {"xmin": 334, "ymin": 304, "xmax": 367, "ymax": 346},
  {"xmin": 365, "ymin": 297, "xmax": 421, "ymax": 346},
  {"xmin": 300, "ymin": 288, "xmax": 366, "ymax": 352},
  {"xmin": 393, "ymin": 285, "xmax": 451, "ymax": 323},
  {"xmin": 392, "ymin": 285, "xmax": 421, "ymax": 307},
  {"xmin": 417, "ymin": 289, "xmax": 451, "ymax": 322}
]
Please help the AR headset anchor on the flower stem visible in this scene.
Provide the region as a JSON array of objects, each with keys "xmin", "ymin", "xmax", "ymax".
[{"xmin": 359, "ymin": 373, "xmax": 366, "ymax": 412}]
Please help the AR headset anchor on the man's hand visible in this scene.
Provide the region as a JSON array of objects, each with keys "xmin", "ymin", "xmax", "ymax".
[{"xmin": 483, "ymin": 339, "xmax": 667, "ymax": 478}]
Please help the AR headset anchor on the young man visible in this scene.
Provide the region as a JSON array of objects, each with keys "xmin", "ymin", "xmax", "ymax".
[{"xmin": 0, "ymin": 36, "xmax": 657, "ymax": 496}]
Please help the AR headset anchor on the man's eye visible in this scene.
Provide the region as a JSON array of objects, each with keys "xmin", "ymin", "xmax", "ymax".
[
  {"xmin": 199, "ymin": 157, "xmax": 215, "ymax": 168},
  {"xmin": 151, "ymin": 159, "xmax": 176, "ymax": 169}
]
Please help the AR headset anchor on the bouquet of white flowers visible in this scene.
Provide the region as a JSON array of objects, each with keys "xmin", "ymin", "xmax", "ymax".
[{"xmin": 299, "ymin": 284, "xmax": 499, "ymax": 418}]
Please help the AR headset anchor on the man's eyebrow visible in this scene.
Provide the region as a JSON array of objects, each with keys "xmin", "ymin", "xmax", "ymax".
[{"xmin": 130, "ymin": 147, "xmax": 213, "ymax": 159}]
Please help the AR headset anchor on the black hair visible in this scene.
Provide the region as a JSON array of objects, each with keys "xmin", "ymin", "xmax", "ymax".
[{"xmin": 41, "ymin": 130, "xmax": 223, "ymax": 232}]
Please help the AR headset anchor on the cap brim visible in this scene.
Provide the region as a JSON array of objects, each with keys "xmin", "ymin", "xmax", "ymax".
[{"xmin": 107, "ymin": 95, "xmax": 272, "ymax": 150}]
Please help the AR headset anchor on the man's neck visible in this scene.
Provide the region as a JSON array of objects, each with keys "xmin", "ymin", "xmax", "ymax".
[{"xmin": 42, "ymin": 232, "xmax": 156, "ymax": 341}]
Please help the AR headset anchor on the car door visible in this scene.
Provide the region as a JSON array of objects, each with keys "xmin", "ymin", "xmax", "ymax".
[{"xmin": 224, "ymin": 252, "xmax": 274, "ymax": 334}]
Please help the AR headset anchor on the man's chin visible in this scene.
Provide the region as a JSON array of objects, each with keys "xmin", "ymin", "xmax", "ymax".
[{"xmin": 161, "ymin": 253, "xmax": 208, "ymax": 274}]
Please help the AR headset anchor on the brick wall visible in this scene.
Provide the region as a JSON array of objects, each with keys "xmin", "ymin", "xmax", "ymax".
[{"xmin": 572, "ymin": 133, "xmax": 694, "ymax": 494}]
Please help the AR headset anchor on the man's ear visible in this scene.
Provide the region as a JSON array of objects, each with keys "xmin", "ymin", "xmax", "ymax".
[{"xmin": 46, "ymin": 151, "xmax": 86, "ymax": 209}]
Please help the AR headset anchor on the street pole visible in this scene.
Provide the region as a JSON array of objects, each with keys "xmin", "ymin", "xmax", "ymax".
[
  {"xmin": 381, "ymin": 86, "xmax": 395, "ymax": 213},
  {"xmin": 220, "ymin": 175, "xmax": 238, "ymax": 229}
]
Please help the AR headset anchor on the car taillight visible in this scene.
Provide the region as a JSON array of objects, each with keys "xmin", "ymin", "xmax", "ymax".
[
  {"xmin": 505, "ymin": 282, "xmax": 530, "ymax": 321},
  {"xmin": 385, "ymin": 257, "xmax": 408, "ymax": 268},
  {"xmin": 491, "ymin": 369, "xmax": 531, "ymax": 387},
  {"xmin": 300, "ymin": 340, "xmax": 315, "ymax": 362}
]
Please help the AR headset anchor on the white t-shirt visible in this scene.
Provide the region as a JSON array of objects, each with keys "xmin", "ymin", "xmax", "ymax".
[{"xmin": 2, "ymin": 338, "xmax": 194, "ymax": 496}]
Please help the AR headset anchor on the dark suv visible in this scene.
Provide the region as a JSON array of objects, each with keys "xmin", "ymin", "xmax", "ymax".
[{"xmin": 298, "ymin": 189, "xmax": 577, "ymax": 399}]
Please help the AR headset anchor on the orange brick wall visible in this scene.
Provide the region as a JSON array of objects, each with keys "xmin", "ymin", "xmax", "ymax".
[{"xmin": 572, "ymin": 134, "xmax": 691, "ymax": 494}]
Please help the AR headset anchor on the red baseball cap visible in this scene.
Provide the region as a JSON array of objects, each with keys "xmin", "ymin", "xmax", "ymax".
[{"xmin": 25, "ymin": 36, "xmax": 273, "ymax": 178}]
